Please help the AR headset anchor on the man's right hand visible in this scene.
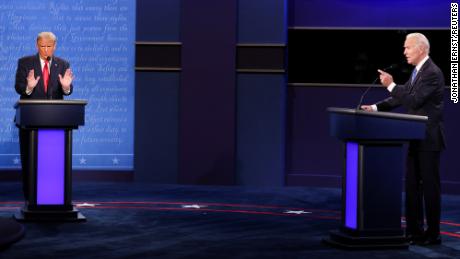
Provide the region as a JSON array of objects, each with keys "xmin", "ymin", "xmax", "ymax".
[
  {"xmin": 360, "ymin": 105, "xmax": 374, "ymax": 112},
  {"xmin": 26, "ymin": 69, "xmax": 40, "ymax": 92}
]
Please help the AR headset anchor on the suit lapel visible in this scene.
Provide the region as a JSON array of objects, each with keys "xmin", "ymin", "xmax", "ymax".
[
  {"xmin": 414, "ymin": 59, "xmax": 431, "ymax": 85},
  {"xmin": 410, "ymin": 58, "xmax": 431, "ymax": 93}
]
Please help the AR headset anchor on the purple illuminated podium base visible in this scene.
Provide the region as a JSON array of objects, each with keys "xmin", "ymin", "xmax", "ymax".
[
  {"xmin": 14, "ymin": 128, "xmax": 87, "ymax": 222},
  {"xmin": 14, "ymin": 206, "xmax": 86, "ymax": 222},
  {"xmin": 0, "ymin": 218, "xmax": 25, "ymax": 249},
  {"xmin": 322, "ymin": 142, "xmax": 408, "ymax": 249}
]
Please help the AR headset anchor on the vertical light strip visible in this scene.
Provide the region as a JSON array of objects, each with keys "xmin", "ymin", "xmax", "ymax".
[
  {"xmin": 37, "ymin": 129, "xmax": 65, "ymax": 205},
  {"xmin": 345, "ymin": 142, "xmax": 358, "ymax": 229}
]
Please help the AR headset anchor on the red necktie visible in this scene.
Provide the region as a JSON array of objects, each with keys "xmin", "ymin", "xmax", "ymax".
[{"xmin": 43, "ymin": 60, "xmax": 49, "ymax": 93}]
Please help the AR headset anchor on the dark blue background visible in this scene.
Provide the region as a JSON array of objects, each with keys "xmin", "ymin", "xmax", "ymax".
[
  {"xmin": 133, "ymin": 0, "xmax": 459, "ymax": 193},
  {"xmin": 289, "ymin": 0, "xmax": 450, "ymax": 28}
]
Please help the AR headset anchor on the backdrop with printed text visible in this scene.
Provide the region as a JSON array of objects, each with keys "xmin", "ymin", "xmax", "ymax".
[{"xmin": 0, "ymin": 0, "xmax": 135, "ymax": 170}]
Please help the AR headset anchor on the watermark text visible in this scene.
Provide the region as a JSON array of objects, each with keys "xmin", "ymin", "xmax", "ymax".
[{"xmin": 451, "ymin": 3, "xmax": 458, "ymax": 103}]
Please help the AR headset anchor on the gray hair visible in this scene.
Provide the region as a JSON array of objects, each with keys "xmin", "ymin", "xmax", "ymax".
[
  {"xmin": 37, "ymin": 31, "xmax": 57, "ymax": 43},
  {"xmin": 406, "ymin": 32, "xmax": 430, "ymax": 54}
]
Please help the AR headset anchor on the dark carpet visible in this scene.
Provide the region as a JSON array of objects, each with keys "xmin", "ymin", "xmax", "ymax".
[{"xmin": 1, "ymin": 182, "xmax": 460, "ymax": 258}]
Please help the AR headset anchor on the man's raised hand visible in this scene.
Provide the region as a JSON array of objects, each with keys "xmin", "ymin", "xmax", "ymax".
[{"xmin": 26, "ymin": 69, "xmax": 40, "ymax": 91}]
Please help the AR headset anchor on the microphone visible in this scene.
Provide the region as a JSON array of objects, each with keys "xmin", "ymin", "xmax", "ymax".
[
  {"xmin": 46, "ymin": 56, "xmax": 51, "ymax": 62},
  {"xmin": 356, "ymin": 64, "xmax": 398, "ymax": 110}
]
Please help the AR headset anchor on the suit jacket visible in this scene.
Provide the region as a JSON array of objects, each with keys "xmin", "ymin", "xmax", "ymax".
[
  {"xmin": 15, "ymin": 54, "xmax": 73, "ymax": 100},
  {"xmin": 376, "ymin": 58, "xmax": 445, "ymax": 151}
]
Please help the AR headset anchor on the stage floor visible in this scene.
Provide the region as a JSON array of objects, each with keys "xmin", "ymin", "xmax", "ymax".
[{"xmin": 1, "ymin": 182, "xmax": 460, "ymax": 258}]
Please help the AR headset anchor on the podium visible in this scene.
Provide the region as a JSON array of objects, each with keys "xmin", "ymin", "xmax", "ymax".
[
  {"xmin": 324, "ymin": 107, "xmax": 428, "ymax": 249},
  {"xmin": 14, "ymin": 100, "xmax": 87, "ymax": 222}
]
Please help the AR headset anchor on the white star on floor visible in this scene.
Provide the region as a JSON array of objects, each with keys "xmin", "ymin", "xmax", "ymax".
[
  {"xmin": 284, "ymin": 210, "xmax": 311, "ymax": 215},
  {"xmin": 76, "ymin": 203, "xmax": 98, "ymax": 207},
  {"xmin": 182, "ymin": 204, "xmax": 205, "ymax": 209},
  {"xmin": 79, "ymin": 157, "xmax": 87, "ymax": 164},
  {"xmin": 13, "ymin": 157, "xmax": 20, "ymax": 164},
  {"xmin": 112, "ymin": 157, "xmax": 119, "ymax": 165}
]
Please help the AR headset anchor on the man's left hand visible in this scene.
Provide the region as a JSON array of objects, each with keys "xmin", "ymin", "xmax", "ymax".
[{"xmin": 59, "ymin": 68, "xmax": 73, "ymax": 92}]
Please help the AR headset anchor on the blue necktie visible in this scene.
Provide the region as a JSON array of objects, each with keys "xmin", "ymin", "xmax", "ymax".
[{"xmin": 411, "ymin": 68, "xmax": 417, "ymax": 84}]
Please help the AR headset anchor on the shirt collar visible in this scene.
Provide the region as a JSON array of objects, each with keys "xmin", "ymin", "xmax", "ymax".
[
  {"xmin": 415, "ymin": 55, "xmax": 429, "ymax": 72},
  {"xmin": 39, "ymin": 57, "xmax": 52, "ymax": 67}
]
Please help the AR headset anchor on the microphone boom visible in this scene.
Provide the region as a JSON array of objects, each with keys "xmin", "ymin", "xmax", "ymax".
[{"xmin": 356, "ymin": 64, "xmax": 397, "ymax": 110}]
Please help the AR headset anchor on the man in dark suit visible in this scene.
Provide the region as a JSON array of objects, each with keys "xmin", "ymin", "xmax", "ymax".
[
  {"xmin": 361, "ymin": 32, "xmax": 445, "ymax": 246},
  {"xmin": 14, "ymin": 31, "xmax": 74, "ymax": 201}
]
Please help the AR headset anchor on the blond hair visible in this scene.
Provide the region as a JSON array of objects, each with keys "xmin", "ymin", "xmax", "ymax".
[{"xmin": 37, "ymin": 31, "xmax": 57, "ymax": 43}]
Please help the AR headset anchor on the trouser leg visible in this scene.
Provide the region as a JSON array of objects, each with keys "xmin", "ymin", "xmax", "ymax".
[
  {"xmin": 19, "ymin": 129, "xmax": 30, "ymax": 201},
  {"xmin": 419, "ymin": 151, "xmax": 441, "ymax": 238},
  {"xmin": 405, "ymin": 152, "xmax": 424, "ymax": 236}
]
